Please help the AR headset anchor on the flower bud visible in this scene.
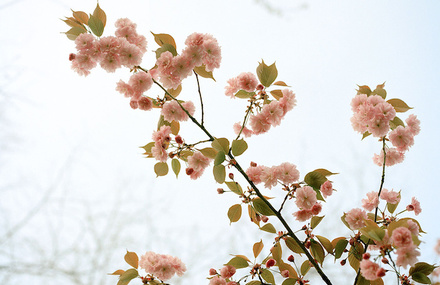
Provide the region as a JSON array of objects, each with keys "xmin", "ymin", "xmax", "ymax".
[
  {"xmin": 69, "ymin": 53, "xmax": 76, "ymax": 61},
  {"xmin": 376, "ymin": 267, "xmax": 386, "ymax": 278},
  {"xmin": 281, "ymin": 270, "xmax": 289, "ymax": 278},
  {"xmin": 175, "ymin": 135, "xmax": 183, "ymax": 144},
  {"xmin": 340, "ymin": 259, "xmax": 346, "ymax": 266},
  {"xmin": 186, "ymin": 168, "xmax": 194, "ymax": 175},
  {"xmin": 265, "ymin": 258, "xmax": 276, "ymax": 268},
  {"xmin": 261, "ymin": 215, "xmax": 269, "ymax": 223},
  {"xmin": 362, "ymin": 253, "xmax": 370, "ymax": 260},
  {"xmin": 381, "ymin": 257, "xmax": 389, "ymax": 264},
  {"xmin": 287, "ymin": 255, "xmax": 295, "ymax": 262},
  {"xmin": 209, "ymin": 268, "xmax": 217, "ymax": 275},
  {"xmin": 250, "ymin": 161, "xmax": 257, "ymax": 167},
  {"xmin": 229, "ymin": 173, "xmax": 234, "ymax": 180},
  {"xmin": 217, "ymin": 188, "xmax": 225, "ymax": 194}
]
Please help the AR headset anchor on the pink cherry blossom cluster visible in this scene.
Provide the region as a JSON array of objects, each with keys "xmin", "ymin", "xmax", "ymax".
[
  {"xmin": 350, "ymin": 94, "xmax": 396, "ymax": 138},
  {"xmin": 186, "ymin": 151, "xmax": 212, "ymax": 180},
  {"xmin": 224, "ymin": 72, "xmax": 259, "ymax": 98},
  {"xmin": 246, "ymin": 162, "xmax": 300, "ymax": 189},
  {"xmin": 293, "ymin": 185, "xmax": 323, "ymax": 222},
  {"xmin": 208, "ymin": 265, "xmax": 237, "ymax": 285},
  {"xmin": 70, "ymin": 18, "xmax": 147, "ymax": 76},
  {"xmin": 150, "ymin": 32, "xmax": 221, "ymax": 90},
  {"xmin": 151, "ymin": 125, "xmax": 173, "ymax": 162},
  {"xmin": 245, "ymin": 89, "xmax": 297, "ymax": 137},
  {"xmin": 139, "ymin": 251, "xmax": 186, "ymax": 281},
  {"xmin": 360, "ymin": 225, "xmax": 421, "ymax": 281},
  {"xmin": 115, "ymin": 71, "xmax": 154, "ymax": 110}
]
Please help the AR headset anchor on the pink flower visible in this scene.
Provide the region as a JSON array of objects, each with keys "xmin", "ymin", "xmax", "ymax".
[
  {"xmin": 396, "ymin": 244, "xmax": 420, "ymax": 268},
  {"xmin": 138, "ymin": 97, "xmax": 153, "ymax": 111},
  {"xmin": 119, "ymin": 40, "xmax": 143, "ymax": 68},
  {"xmin": 405, "ymin": 114, "xmax": 420, "ymax": 136},
  {"xmin": 186, "ymin": 151, "xmax": 212, "ymax": 180},
  {"xmin": 261, "ymin": 101, "xmax": 284, "ymax": 126},
  {"xmin": 434, "ymin": 239, "xmax": 440, "ymax": 255},
  {"xmin": 293, "ymin": 209, "xmax": 313, "ymax": 222},
  {"xmin": 361, "ymin": 191, "xmax": 379, "ymax": 211},
  {"xmin": 407, "ymin": 220, "xmax": 419, "ymax": 236},
  {"xmin": 260, "ymin": 166, "xmax": 279, "ymax": 189},
  {"xmin": 129, "ymin": 71, "xmax": 153, "ymax": 98},
  {"xmin": 281, "ymin": 270, "xmax": 290, "ymax": 278},
  {"xmin": 116, "ymin": 80, "xmax": 134, "ymax": 98},
  {"xmin": 379, "ymin": 188, "xmax": 400, "ymax": 204},
  {"xmin": 209, "ymin": 268, "xmax": 217, "ymax": 275},
  {"xmin": 100, "ymin": 52, "xmax": 122, "ymax": 73},
  {"xmin": 236, "ymin": 72, "xmax": 258, "ymax": 92},
  {"xmin": 391, "ymin": 227, "xmax": 413, "ymax": 248},
  {"xmin": 320, "ymin": 180, "xmax": 333, "ymax": 198},
  {"xmin": 249, "ymin": 112, "xmax": 271, "ymax": 135},
  {"xmin": 71, "ymin": 53, "xmax": 97, "ymax": 76},
  {"xmin": 201, "ymin": 39, "xmax": 221, "ymax": 72},
  {"xmin": 245, "ymin": 165, "xmax": 266, "ymax": 184},
  {"xmin": 295, "ymin": 186, "xmax": 317, "ymax": 210},
  {"xmin": 139, "ymin": 251, "xmax": 186, "ymax": 281},
  {"xmin": 209, "ymin": 276, "xmax": 227, "ymax": 285},
  {"xmin": 373, "ymin": 148, "xmax": 405, "ymax": 167},
  {"xmin": 161, "ymin": 100, "xmax": 195, "ymax": 122},
  {"xmin": 220, "ymin": 265, "xmax": 236, "ymax": 279},
  {"xmin": 224, "ymin": 77, "xmax": 239, "ymax": 98},
  {"xmin": 345, "ymin": 208, "xmax": 368, "ymax": 230},
  {"xmin": 279, "ymin": 89, "xmax": 297, "ymax": 115},
  {"xmin": 172, "ymin": 54, "xmax": 194, "ymax": 79},
  {"xmin": 275, "ymin": 162, "xmax": 300, "ymax": 185},
  {"xmin": 406, "ymin": 197, "xmax": 421, "ymax": 215},
  {"xmin": 359, "ymin": 259, "xmax": 380, "ymax": 281},
  {"xmin": 233, "ymin": 122, "xmax": 254, "ymax": 138},
  {"xmin": 351, "ymin": 94, "xmax": 368, "ymax": 112},
  {"xmin": 265, "ymin": 259, "xmax": 276, "ymax": 268},
  {"xmin": 389, "ymin": 126, "xmax": 414, "ymax": 152}
]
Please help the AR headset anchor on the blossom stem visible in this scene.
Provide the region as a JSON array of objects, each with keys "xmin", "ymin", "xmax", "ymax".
[
  {"xmin": 236, "ymin": 100, "xmax": 254, "ymax": 140},
  {"xmin": 152, "ymin": 77, "xmax": 332, "ymax": 285},
  {"xmin": 193, "ymin": 71, "xmax": 205, "ymax": 126},
  {"xmin": 354, "ymin": 137, "xmax": 388, "ymax": 285}
]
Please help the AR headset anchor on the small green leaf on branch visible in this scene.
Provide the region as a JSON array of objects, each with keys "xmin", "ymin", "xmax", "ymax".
[
  {"xmin": 270, "ymin": 89, "xmax": 283, "ymax": 100},
  {"xmin": 88, "ymin": 14, "xmax": 104, "ymax": 37},
  {"xmin": 311, "ymin": 215, "xmax": 325, "ymax": 229},
  {"xmin": 252, "ymin": 198, "xmax": 275, "ymax": 216},
  {"xmin": 387, "ymin": 98, "xmax": 413, "ymax": 113},
  {"xmin": 253, "ymin": 240, "xmax": 264, "ymax": 258},
  {"xmin": 259, "ymin": 223, "xmax": 276, "ymax": 233},
  {"xmin": 117, "ymin": 268, "xmax": 138, "ymax": 285},
  {"xmin": 226, "ymin": 256, "xmax": 249, "ymax": 269},
  {"xmin": 154, "ymin": 162, "xmax": 168, "ymax": 177},
  {"xmin": 171, "ymin": 159, "xmax": 181, "ymax": 177},
  {"xmin": 213, "ymin": 164, "xmax": 226, "ymax": 183},
  {"xmin": 256, "ymin": 60, "xmax": 278, "ymax": 87},
  {"xmin": 231, "ymin": 139, "xmax": 248, "ymax": 156},
  {"xmin": 225, "ymin": 181, "xmax": 243, "ymax": 195},
  {"xmin": 235, "ymin": 90, "xmax": 254, "ymax": 99},
  {"xmin": 109, "ymin": 269, "xmax": 125, "ymax": 275},
  {"xmin": 212, "ymin": 138, "xmax": 230, "ymax": 153},
  {"xmin": 284, "ymin": 237, "xmax": 304, "ymax": 255},
  {"xmin": 261, "ymin": 268, "xmax": 275, "ymax": 284},
  {"xmin": 199, "ymin": 147, "xmax": 218, "ymax": 159},
  {"xmin": 194, "ymin": 65, "xmax": 215, "ymax": 81},
  {"xmin": 214, "ymin": 151, "xmax": 225, "ymax": 166},
  {"xmin": 93, "ymin": 3, "xmax": 106, "ymax": 27},
  {"xmin": 72, "ymin": 10, "xmax": 89, "ymax": 25},
  {"xmin": 151, "ymin": 32, "xmax": 177, "ymax": 48},
  {"xmin": 227, "ymin": 204, "xmax": 242, "ymax": 224},
  {"xmin": 64, "ymin": 26, "xmax": 87, "ymax": 40},
  {"xmin": 124, "ymin": 251, "xmax": 139, "ymax": 268},
  {"xmin": 155, "ymin": 44, "xmax": 178, "ymax": 58}
]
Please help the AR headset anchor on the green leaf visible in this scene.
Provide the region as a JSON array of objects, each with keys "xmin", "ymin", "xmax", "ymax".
[
  {"xmin": 284, "ymin": 237, "xmax": 304, "ymax": 255},
  {"xmin": 411, "ymin": 272, "xmax": 432, "ymax": 284},
  {"xmin": 226, "ymin": 256, "xmax": 249, "ymax": 269},
  {"xmin": 357, "ymin": 85, "xmax": 372, "ymax": 96},
  {"xmin": 316, "ymin": 235, "xmax": 333, "ymax": 254},
  {"xmin": 260, "ymin": 223, "xmax": 276, "ymax": 234},
  {"xmin": 214, "ymin": 151, "xmax": 225, "ymax": 166},
  {"xmin": 313, "ymin": 168, "xmax": 338, "ymax": 177},
  {"xmin": 300, "ymin": 260, "xmax": 311, "ymax": 276},
  {"xmin": 409, "ymin": 262, "xmax": 437, "ymax": 277},
  {"xmin": 170, "ymin": 120, "xmax": 180, "ymax": 136},
  {"xmin": 334, "ymin": 239, "xmax": 348, "ymax": 259},
  {"xmin": 252, "ymin": 198, "xmax": 275, "ymax": 216},
  {"xmin": 151, "ymin": 32, "xmax": 176, "ymax": 48},
  {"xmin": 282, "ymin": 278, "xmax": 297, "ymax": 285},
  {"xmin": 194, "ymin": 65, "xmax": 215, "ymax": 81},
  {"xmin": 154, "ymin": 162, "xmax": 168, "ymax": 177},
  {"xmin": 109, "ymin": 269, "xmax": 125, "ymax": 275},
  {"xmin": 387, "ymin": 98, "xmax": 413, "ymax": 113},
  {"xmin": 64, "ymin": 26, "xmax": 87, "ymax": 40},
  {"xmin": 311, "ymin": 215, "xmax": 324, "ymax": 229},
  {"xmin": 386, "ymin": 201, "xmax": 398, "ymax": 214},
  {"xmin": 88, "ymin": 14, "xmax": 104, "ymax": 37},
  {"xmin": 228, "ymin": 204, "xmax": 242, "ymax": 224},
  {"xmin": 253, "ymin": 240, "xmax": 264, "ymax": 258},
  {"xmin": 372, "ymin": 83, "xmax": 387, "ymax": 99},
  {"xmin": 270, "ymin": 89, "xmax": 283, "ymax": 100},
  {"xmin": 361, "ymin": 131, "xmax": 371, "ymax": 140},
  {"xmin": 235, "ymin": 90, "xmax": 254, "ymax": 99},
  {"xmin": 117, "ymin": 268, "xmax": 138, "ymax": 285},
  {"xmin": 212, "ymin": 138, "xmax": 230, "ymax": 153},
  {"xmin": 140, "ymin": 142, "xmax": 155, "ymax": 156},
  {"xmin": 261, "ymin": 269, "xmax": 275, "ymax": 284},
  {"xmin": 270, "ymin": 242, "xmax": 282, "ymax": 262},
  {"xmin": 348, "ymin": 242, "xmax": 363, "ymax": 272},
  {"xmin": 389, "ymin": 116, "xmax": 405, "ymax": 130},
  {"xmin": 124, "ymin": 251, "xmax": 139, "ymax": 268},
  {"xmin": 72, "ymin": 10, "xmax": 89, "ymax": 25},
  {"xmin": 155, "ymin": 43, "xmax": 177, "ymax": 59},
  {"xmin": 225, "ymin": 181, "xmax": 243, "ymax": 195},
  {"xmin": 256, "ymin": 60, "xmax": 278, "ymax": 87},
  {"xmin": 93, "ymin": 3, "xmax": 106, "ymax": 27},
  {"xmin": 199, "ymin": 147, "xmax": 218, "ymax": 159},
  {"xmin": 231, "ymin": 139, "xmax": 248, "ymax": 156},
  {"xmin": 360, "ymin": 219, "xmax": 385, "ymax": 241},
  {"xmin": 310, "ymin": 240, "xmax": 325, "ymax": 264},
  {"xmin": 171, "ymin": 159, "xmax": 180, "ymax": 177},
  {"xmin": 304, "ymin": 171, "xmax": 327, "ymax": 190},
  {"xmin": 213, "ymin": 164, "xmax": 226, "ymax": 183}
]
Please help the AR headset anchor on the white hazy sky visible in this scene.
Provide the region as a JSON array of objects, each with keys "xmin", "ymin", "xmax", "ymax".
[{"xmin": 1, "ymin": 0, "xmax": 440, "ymax": 284}]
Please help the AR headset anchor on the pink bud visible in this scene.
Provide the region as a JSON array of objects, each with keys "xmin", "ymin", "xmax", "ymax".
[
  {"xmin": 281, "ymin": 269, "xmax": 290, "ymax": 278},
  {"xmin": 287, "ymin": 255, "xmax": 294, "ymax": 262},
  {"xmin": 362, "ymin": 253, "xmax": 370, "ymax": 260},
  {"xmin": 217, "ymin": 188, "xmax": 225, "ymax": 194},
  {"xmin": 209, "ymin": 268, "xmax": 217, "ymax": 275},
  {"xmin": 186, "ymin": 168, "xmax": 194, "ymax": 175}
]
